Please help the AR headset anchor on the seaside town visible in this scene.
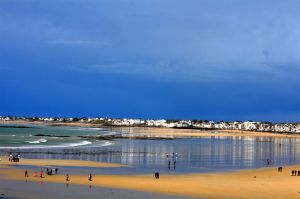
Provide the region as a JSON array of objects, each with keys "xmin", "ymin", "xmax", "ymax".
[{"xmin": 1, "ymin": 116, "xmax": 300, "ymax": 133}]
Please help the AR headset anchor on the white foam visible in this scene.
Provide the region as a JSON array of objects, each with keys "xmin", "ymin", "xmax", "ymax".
[
  {"xmin": 60, "ymin": 140, "xmax": 93, "ymax": 147},
  {"xmin": 26, "ymin": 139, "xmax": 47, "ymax": 144},
  {"xmin": 0, "ymin": 140, "xmax": 101, "ymax": 149},
  {"xmin": 102, "ymin": 141, "xmax": 113, "ymax": 146}
]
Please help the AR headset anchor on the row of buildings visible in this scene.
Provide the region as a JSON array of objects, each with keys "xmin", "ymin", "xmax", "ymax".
[{"xmin": 1, "ymin": 116, "xmax": 300, "ymax": 133}]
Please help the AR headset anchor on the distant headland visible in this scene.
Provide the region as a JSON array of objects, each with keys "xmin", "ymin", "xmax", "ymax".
[{"xmin": 1, "ymin": 116, "xmax": 300, "ymax": 134}]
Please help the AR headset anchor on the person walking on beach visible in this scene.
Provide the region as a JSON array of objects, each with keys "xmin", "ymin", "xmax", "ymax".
[
  {"xmin": 66, "ymin": 174, "xmax": 70, "ymax": 181},
  {"xmin": 40, "ymin": 170, "xmax": 44, "ymax": 178},
  {"xmin": 154, "ymin": 172, "xmax": 160, "ymax": 179},
  {"xmin": 55, "ymin": 168, "xmax": 58, "ymax": 175},
  {"xmin": 267, "ymin": 159, "xmax": 270, "ymax": 166},
  {"xmin": 154, "ymin": 172, "xmax": 159, "ymax": 179},
  {"xmin": 88, "ymin": 173, "xmax": 93, "ymax": 181},
  {"xmin": 25, "ymin": 170, "xmax": 29, "ymax": 178}
]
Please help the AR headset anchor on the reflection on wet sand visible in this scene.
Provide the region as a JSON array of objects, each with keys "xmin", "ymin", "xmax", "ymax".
[{"xmin": 2, "ymin": 136, "xmax": 300, "ymax": 173}]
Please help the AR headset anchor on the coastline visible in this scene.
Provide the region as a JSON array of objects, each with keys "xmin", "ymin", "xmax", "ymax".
[
  {"xmin": 2, "ymin": 119, "xmax": 300, "ymax": 199},
  {"xmin": 1, "ymin": 120, "xmax": 300, "ymax": 138},
  {"xmin": 1, "ymin": 157, "xmax": 300, "ymax": 199},
  {"xmin": 0, "ymin": 157, "xmax": 124, "ymax": 168}
]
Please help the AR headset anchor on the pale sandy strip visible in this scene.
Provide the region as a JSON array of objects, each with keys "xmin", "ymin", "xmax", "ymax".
[
  {"xmin": 116, "ymin": 127, "xmax": 300, "ymax": 138},
  {"xmin": 0, "ymin": 157, "xmax": 124, "ymax": 168}
]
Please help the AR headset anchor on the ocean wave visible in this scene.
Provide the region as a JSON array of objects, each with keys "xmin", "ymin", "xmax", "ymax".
[
  {"xmin": 101, "ymin": 141, "xmax": 113, "ymax": 146},
  {"xmin": 0, "ymin": 140, "xmax": 113, "ymax": 149},
  {"xmin": 26, "ymin": 139, "xmax": 47, "ymax": 144},
  {"xmin": 61, "ymin": 140, "xmax": 93, "ymax": 147}
]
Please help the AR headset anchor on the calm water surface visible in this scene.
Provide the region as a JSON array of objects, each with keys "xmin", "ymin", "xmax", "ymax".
[{"xmin": 1, "ymin": 124, "xmax": 300, "ymax": 173}]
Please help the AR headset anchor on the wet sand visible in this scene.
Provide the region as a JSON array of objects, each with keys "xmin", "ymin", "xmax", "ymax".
[
  {"xmin": 1, "ymin": 157, "xmax": 300, "ymax": 199},
  {"xmin": 113, "ymin": 126, "xmax": 300, "ymax": 138},
  {"xmin": 0, "ymin": 157, "xmax": 124, "ymax": 168},
  {"xmin": 0, "ymin": 179, "xmax": 189, "ymax": 199}
]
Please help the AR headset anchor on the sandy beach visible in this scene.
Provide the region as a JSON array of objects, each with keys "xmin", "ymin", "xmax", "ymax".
[
  {"xmin": 0, "ymin": 157, "xmax": 124, "ymax": 168},
  {"xmin": 1, "ymin": 121, "xmax": 300, "ymax": 199},
  {"xmin": 1, "ymin": 157, "xmax": 300, "ymax": 199}
]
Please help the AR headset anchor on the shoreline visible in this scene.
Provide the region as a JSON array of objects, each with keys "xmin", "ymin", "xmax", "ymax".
[
  {"xmin": 1, "ymin": 120, "xmax": 300, "ymax": 138},
  {"xmin": 0, "ymin": 157, "xmax": 124, "ymax": 168},
  {"xmin": 1, "ymin": 157, "xmax": 300, "ymax": 199}
]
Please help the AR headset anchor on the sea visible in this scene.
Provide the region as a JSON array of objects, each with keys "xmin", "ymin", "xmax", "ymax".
[{"xmin": 1, "ymin": 123, "xmax": 300, "ymax": 174}]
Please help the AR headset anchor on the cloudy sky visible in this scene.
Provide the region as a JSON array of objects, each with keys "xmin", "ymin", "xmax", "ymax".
[{"xmin": 0, "ymin": 0, "xmax": 300, "ymax": 121}]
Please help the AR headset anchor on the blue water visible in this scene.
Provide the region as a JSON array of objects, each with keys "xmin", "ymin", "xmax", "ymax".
[
  {"xmin": 0, "ymin": 124, "xmax": 113, "ymax": 149},
  {"xmin": 1, "ymin": 124, "xmax": 300, "ymax": 174}
]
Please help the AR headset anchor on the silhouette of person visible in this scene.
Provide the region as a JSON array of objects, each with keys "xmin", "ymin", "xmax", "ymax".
[{"xmin": 25, "ymin": 170, "xmax": 29, "ymax": 177}]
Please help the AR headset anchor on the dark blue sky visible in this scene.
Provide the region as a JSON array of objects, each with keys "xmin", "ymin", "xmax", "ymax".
[{"xmin": 1, "ymin": 0, "xmax": 300, "ymax": 122}]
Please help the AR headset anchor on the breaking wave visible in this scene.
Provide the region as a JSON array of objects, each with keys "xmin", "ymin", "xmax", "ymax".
[
  {"xmin": 26, "ymin": 139, "xmax": 47, "ymax": 144},
  {"xmin": 0, "ymin": 140, "xmax": 107, "ymax": 149}
]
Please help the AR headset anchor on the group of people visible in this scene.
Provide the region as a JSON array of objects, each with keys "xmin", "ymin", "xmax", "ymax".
[
  {"xmin": 24, "ymin": 170, "xmax": 42, "ymax": 178},
  {"xmin": 46, "ymin": 168, "xmax": 58, "ymax": 175},
  {"xmin": 21, "ymin": 152, "xmax": 182, "ymax": 183},
  {"xmin": 24, "ymin": 168, "xmax": 58, "ymax": 178},
  {"xmin": 291, "ymin": 170, "xmax": 300, "ymax": 176},
  {"xmin": 276, "ymin": 167, "xmax": 300, "ymax": 176},
  {"xmin": 8, "ymin": 154, "xmax": 20, "ymax": 162},
  {"xmin": 166, "ymin": 152, "xmax": 178, "ymax": 170},
  {"xmin": 151, "ymin": 152, "xmax": 180, "ymax": 179},
  {"xmin": 24, "ymin": 169, "xmax": 95, "ymax": 183}
]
